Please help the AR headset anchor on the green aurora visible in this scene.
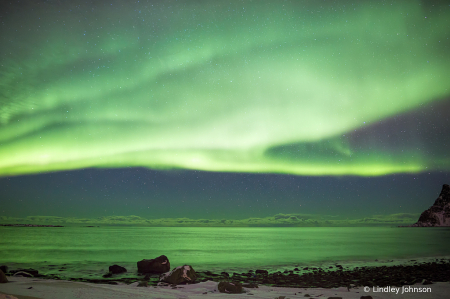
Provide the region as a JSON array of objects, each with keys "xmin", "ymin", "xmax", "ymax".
[{"xmin": 1, "ymin": 0, "xmax": 449, "ymax": 177}]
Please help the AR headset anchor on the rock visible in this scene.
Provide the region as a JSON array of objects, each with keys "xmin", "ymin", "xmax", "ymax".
[
  {"xmin": 143, "ymin": 274, "xmax": 153, "ymax": 281},
  {"xmin": 242, "ymin": 283, "xmax": 258, "ymax": 288},
  {"xmin": 137, "ymin": 281, "xmax": 148, "ymax": 287},
  {"xmin": 10, "ymin": 269, "xmax": 38, "ymax": 276},
  {"xmin": 160, "ymin": 265, "xmax": 196, "ymax": 284},
  {"xmin": 13, "ymin": 271, "xmax": 33, "ymax": 278},
  {"xmin": 0, "ymin": 266, "xmax": 8, "ymax": 273},
  {"xmin": 0, "ymin": 294, "xmax": 19, "ymax": 299},
  {"xmin": 0, "ymin": 269, "xmax": 8, "ymax": 283},
  {"xmin": 255, "ymin": 269, "xmax": 268, "ymax": 276},
  {"xmin": 137, "ymin": 255, "xmax": 170, "ymax": 274},
  {"xmin": 109, "ymin": 264, "xmax": 127, "ymax": 274},
  {"xmin": 102, "ymin": 272, "xmax": 112, "ymax": 278},
  {"xmin": 218, "ymin": 281, "xmax": 243, "ymax": 293},
  {"xmin": 422, "ymin": 279, "xmax": 433, "ymax": 285},
  {"xmin": 412, "ymin": 184, "xmax": 450, "ymax": 227}
]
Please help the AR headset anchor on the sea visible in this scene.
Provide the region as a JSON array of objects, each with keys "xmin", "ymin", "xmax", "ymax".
[{"xmin": 1, "ymin": 226, "xmax": 449, "ymax": 279}]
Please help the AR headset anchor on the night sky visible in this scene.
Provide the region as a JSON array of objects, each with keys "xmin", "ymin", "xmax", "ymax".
[{"xmin": 1, "ymin": 0, "xmax": 449, "ymax": 224}]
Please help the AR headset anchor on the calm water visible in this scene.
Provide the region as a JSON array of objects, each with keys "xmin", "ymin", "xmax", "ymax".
[{"xmin": 1, "ymin": 226, "xmax": 449, "ymax": 278}]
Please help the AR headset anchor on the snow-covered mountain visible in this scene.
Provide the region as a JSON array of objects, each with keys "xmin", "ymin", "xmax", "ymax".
[{"xmin": 411, "ymin": 184, "xmax": 450, "ymax": 227}]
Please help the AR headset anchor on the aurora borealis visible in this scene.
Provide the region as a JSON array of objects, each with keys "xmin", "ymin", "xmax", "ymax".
[{"xmin": 0, "ymin": 0, "xmax": 449, "ymax": 223}]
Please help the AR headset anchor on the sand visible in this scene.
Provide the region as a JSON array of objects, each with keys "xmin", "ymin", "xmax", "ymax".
[{"xmin": 1, "ymin": 276, "xmax": 449, "ymax": 299}]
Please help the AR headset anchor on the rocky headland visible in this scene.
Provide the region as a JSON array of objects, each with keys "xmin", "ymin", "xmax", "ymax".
[{"xmin": 411, "ymin": 184, "xmax": 450, "ymax": 227}]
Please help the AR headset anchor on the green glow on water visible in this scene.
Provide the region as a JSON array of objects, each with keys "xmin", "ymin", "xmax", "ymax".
[
  {"xmin": 1, "ymin": 226, "xmax": 449, "ymax": 277},
  {"xmin": 1, "ymin": 0, "xmax": 449, "ymax": 176}
]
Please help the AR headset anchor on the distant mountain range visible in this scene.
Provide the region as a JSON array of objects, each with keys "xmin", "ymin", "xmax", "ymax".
[
  {"xmin": 411, "ymin": 184, "xmax": 450, "ymax": 227},
  {"xmin": 0, "ymin": 213, "xmax": 418, "ymax": 227}
]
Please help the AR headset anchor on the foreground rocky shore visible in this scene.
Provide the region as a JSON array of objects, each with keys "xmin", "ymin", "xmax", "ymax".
[
  {"xmin": 2, "ymin": 258, "xmax": 449, "ymax": 291},
  {"xmin": 0, "ymin": 224, "xmax": 64, "ymax": 227}
]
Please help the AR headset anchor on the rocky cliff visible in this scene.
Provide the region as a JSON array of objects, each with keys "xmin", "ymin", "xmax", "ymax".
[{"xmin": 411, "ymin": 184, "xmax": 450, "ymax": 227}]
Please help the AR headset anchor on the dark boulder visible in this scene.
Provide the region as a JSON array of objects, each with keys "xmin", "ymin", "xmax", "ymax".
[
  {"xmin": 109, "ymin": 264, "xmax": 127, "ymax": 274},
  {"xmin": 160, "ymin": 265, "xmax": 197, "ymax": 284},
  {"xmin": 0, "ymin": 266, "xmax": 8, "ymax": 274},
  {"xmin": 218, "ymin": 281, "xmax": 243, "ymax": 293},
  {"xmin": 137, "ymin": 255, "xmax": 170, "ymax": 274},
  {"xmin": 0, "ymin": 269, "xmax": 8, "ymax": 283}
]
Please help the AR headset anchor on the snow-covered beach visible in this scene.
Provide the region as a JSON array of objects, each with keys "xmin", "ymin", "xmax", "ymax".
[
  {"xmin": 1, "ymin": 276, "xmax": 450, "ymax": 299},
  {"xmin": 2, "ymin": 256, "xmax": 450, "ymax": 299}
]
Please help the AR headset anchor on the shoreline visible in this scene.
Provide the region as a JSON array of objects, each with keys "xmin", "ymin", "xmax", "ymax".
[
  {"xmin": 1, "ymin": 258, "xmax": 449, "ymax": 296},
  {"xmin": 0, "ymin": 224, "xmax": 64, "ymax": 227},
  {"xmin": 2, "ymin": 255, "xmax": 449, "ymax": 280},
  {"xmin": 6, "ymin": 258, "xmax": 450, "ymax": 288}
]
